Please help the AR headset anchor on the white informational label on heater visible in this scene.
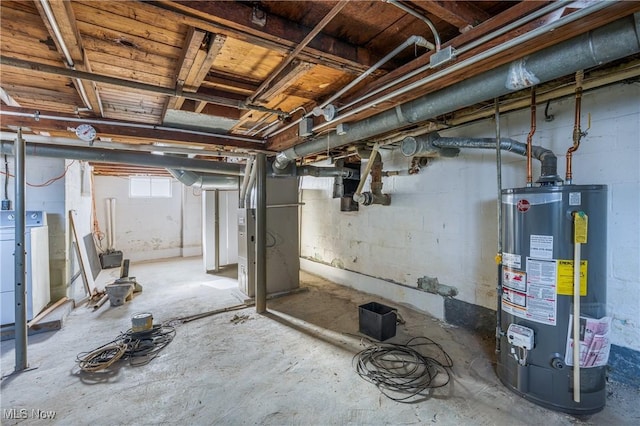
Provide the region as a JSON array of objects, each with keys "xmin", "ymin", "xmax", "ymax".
[
  {"xmin": 569, "ymin": 192, "xmax": 582, "ymax": 206},
  {"xmin": 503, "ymin": 267, "xmax": 526, "ymax": 292},
  {"xmin": 530, "ymin": 234, "xmax": 554, "ymax": 259},
  {"xmin": 502, "ymin": 252, "xmax": 522, "ymax": 269},
  {"xmin": 565, "ymin": 315, "xmax": 612, "ymax": 368},
  {"xmin": 502, "ymin": 258, "xmax": 558, "ymax": 326}
]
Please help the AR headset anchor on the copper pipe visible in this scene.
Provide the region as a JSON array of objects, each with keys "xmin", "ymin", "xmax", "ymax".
[
  {"xmin": 526, "ymin": 87, "xmax": 536, "ymax": 186},
  {"xmin": 566, "ymin": 70, "xmax": 584, "ymax": 184}
]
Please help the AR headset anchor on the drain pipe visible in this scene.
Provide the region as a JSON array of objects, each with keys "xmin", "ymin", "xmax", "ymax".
[
  {"xmin": 14, "ymin": 128, "xmax": 28, "ymax": 372},
  {"xmin": 352, "ymin": 146, "xmax": 391, "ymax": 206},
  {"xmin": 239, "ymin": 157, "xmax": 254, "ymax": 208},
  {"xmin": 272, "ymin": 11, "xmax": 640, "ymax": 170},
  {"xmin": 401, "ymin": 133, "xmax": 562, "ymax": 184},
  {"xmin": 526, "ymin": 87, "xmax": 536, "ymax": 187},
  {"xmin": 566, "ymin": 70, "xmax": 584, "ymax": 184},
  {"xmin": 167, "ymin": 169, "xmax": 240, "ymax": 190},
  {"xmin": 0, "ymin": 141, "xmax": 244, "ymax": 176}
]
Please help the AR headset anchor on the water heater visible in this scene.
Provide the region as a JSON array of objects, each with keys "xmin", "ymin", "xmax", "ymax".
[{"xmin": 497, "ymin": 185, "xmax": 608, "ymax": 415}]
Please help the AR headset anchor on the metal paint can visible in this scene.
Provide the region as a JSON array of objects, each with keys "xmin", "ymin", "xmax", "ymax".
[{"xmin": 131, "ymin": 312, "xmax": 153, "ymax": 332}]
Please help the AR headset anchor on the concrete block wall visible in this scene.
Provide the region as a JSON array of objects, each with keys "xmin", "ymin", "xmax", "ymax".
[
  {"xmin": 300, "ymin": 83, "xmax": 639, "ymax": 381},
  {"xmin": 93, "ymin": 176, "xmax": 202, "ymax": 262}
]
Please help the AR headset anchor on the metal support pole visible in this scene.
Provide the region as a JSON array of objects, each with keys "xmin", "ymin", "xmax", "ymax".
[
  {"xmin": 14, "ymin": 128, "xmax": 28, "ymax": 371},
  {"xmin": 495, "ymin": 99, "xmax": 504, "ymax": 354},
  {"xmin": 255, "ymin": 153, "xmax": 267, "ymax": 313}
]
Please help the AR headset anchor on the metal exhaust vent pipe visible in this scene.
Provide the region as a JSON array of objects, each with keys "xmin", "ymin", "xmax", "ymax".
[
  {"xmin": 401, "ymin": 133, "xmax": 561, "ymax": 184},
  {"xmin": 0, "ymin": 141, "xmax": 244, "ymax": 176},
  {"xmin": 274, "ymin": 13, "xmax": 640, "ymax": 170},
  {"xmin": 168, "ymin": 169, "xmax": 240, "ymax": 190}
]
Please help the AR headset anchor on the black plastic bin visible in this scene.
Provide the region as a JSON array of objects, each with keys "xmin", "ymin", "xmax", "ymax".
[{"xmin": 358, "ymin": 302, "xmax": 397, "ymax": 341}]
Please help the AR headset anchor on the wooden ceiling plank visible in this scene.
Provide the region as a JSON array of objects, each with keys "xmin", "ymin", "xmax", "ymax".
[
  {"xmin": 72, "ymin": 2, "xmax": 186, "ymax": 49},
  {"xmin": 152, "ymin": 0, "xmax": 374, "ymax": 74},
  {"xmin": 248, "ymin": 0, "xmax": 349, "ymax": 103}
]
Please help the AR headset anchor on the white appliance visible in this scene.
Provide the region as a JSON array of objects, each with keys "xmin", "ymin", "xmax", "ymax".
[{"xmin": 1, "ymin": 210, "xmax": 50, "ymax": 325}]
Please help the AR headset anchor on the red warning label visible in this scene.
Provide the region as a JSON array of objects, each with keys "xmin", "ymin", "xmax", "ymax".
[{"xmin": 517, "ymin": 199, "xmax": 531, "ymax": 212}]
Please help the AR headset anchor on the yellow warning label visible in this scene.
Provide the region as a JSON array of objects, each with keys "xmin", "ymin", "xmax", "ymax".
[
  {"xmin": 574, "ymin": 212, "xmax": 588, "ymax": 244},
  {"xmin": 557, "ymin": 259, "xmax": 587, "ymax": 295}
]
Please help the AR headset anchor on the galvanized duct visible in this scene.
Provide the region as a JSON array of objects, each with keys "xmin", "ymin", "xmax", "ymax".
[
  {"xmin": 0, "ymin": 141, "xmax": 244, "ymax": 176},
  {"xmin": 167, "ymin": 169, "xmax": 240, "ymax": 190},
  {"xmin": 273, "ymin": 13, "xmax": 640, "ymax": 170},
  {"xmin": 296, "ymin": 165, "xmax": 360, "ymax": 180},
  {"xmin": 401, "ymin": 134, "xmax": 561, "ymax": 184}
]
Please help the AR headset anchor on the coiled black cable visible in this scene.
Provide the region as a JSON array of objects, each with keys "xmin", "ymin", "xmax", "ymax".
[
  {"xmin": 353, "ymin": 336, "xmax": 453, "ymax": 403},
  {"xmin": 77, "ymin": 324, "xmax": 176, "ymax": 372}
]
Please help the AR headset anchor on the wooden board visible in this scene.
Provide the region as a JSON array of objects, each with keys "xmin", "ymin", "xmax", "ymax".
[{"xmin": 83, "ymin": 234, "xmax": 102, "ymax": 280}]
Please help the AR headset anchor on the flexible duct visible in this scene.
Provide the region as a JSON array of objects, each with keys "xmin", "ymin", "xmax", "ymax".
[
  {"xmin": 0, "ymin": 141, "xmax": 244, "ymax": 176},
  {"xmin": 401, "ymin": 133, "xmax": 561, "ymax": 184},
  {"xmin": 273, "ymin": 13, "xmax": 640, "ymax": 170},
  {"xmin": 167, "ymin": 169, "xmax": 240, "ymax": 190}
]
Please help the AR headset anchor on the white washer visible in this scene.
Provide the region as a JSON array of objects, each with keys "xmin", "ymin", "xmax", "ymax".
[{"xmin": 1, "ymin": 211, "xmax": 50, "ymax": 325}]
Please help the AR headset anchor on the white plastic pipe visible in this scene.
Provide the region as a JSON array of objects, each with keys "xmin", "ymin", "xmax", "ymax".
[
  {"xmin": 573, "ymin": 238, "xmax": 581, "ymax": 403},
  {"xmin": 105, "ymin": 198, "xmax": 112, "ymax": 251},
  {"xmin": 110, "ymin": 198, "xmax": 117, "ymax": 250}
]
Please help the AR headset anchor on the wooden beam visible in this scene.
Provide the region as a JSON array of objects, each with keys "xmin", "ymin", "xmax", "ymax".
[
  {"xmin": 164, "ymin": 26, "xmax": 207, "ymax": 113},
  {"xmin": 248, "ymin": 0, "xmax": 349, "ymax": 103},
  {"xmin": 412, "ymin": 1, "xmax": 490, "ymax": 31},
  {"xmin": 34, "ymin": 0, "xmax": 102, "ymax": 114},
  {"xmin": 202, "ymin": 73, "xmax": 261, "ymax": 95},
  {"xmin": 0, "ymin": 106, "xmax": 264, "ymax": 150},
  {"xmin": 256, "ymin": 60, "xmax": 314, "ymax": 103},
  {"xmin": 152, "ymin": 0, "xmax": 374, "ymax": 74}
]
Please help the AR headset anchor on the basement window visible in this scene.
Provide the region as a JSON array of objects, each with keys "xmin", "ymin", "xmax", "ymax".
[{"xmin": 129, "ymin": 177, "xmax": 172, "ymax": 198}]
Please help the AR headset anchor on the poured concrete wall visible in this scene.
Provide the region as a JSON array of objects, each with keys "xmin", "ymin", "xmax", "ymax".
[{"xmin": 300, "ymin": 83, "xmax": 639, "ymax": 354}]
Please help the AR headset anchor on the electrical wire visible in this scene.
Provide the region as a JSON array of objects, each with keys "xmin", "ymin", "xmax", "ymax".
[
  {"xmin": 353, "ymin": 336, "xmax": 453, "ymax": 403},
  {"xmin": 3, "ymin": 154, "xmax": 8, "ymax": 199},
  {"xmin": 0, "ymin": 160, "xmax": 75, "ymax": 187},
  {"xmin": 76, "ymin": 323, "xmax": 176, "ymax": 372}
]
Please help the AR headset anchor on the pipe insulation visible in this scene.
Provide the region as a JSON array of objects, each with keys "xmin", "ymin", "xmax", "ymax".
[
  {"xmin": 0, "ymin": 141, "xmax": 244, "ymax": 176},
  {"xmin": 402, "ymin": 134, "xmax": 561, "ymax": 183},
  {"xmin": 168, "ymin": 169, "xmax": 240, "ymax": 191},
  {"xmin": 273, "ymin": 13, "xmax": 640, "ymax": 170}
]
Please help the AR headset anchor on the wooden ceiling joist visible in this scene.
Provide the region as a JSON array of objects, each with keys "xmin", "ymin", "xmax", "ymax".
[
  {"xmin": 0, "ymin": 106, "xmax": 264, "ymax": 150},
  {"xmin": 413, "ymin": 1, "xmax": 491, "ymax": 32},
  {"xmin": 152, "ymin": 0, "xmax": 374, "ymax": 74},
  {"xmin": 34, "ymin": 0, "xmax": 102, "ymax": 115}
]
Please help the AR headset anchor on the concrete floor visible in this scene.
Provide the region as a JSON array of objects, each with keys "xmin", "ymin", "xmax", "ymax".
[{"xmin": 1, "ymin": 257, "xmax": 638, "ymax": 425}]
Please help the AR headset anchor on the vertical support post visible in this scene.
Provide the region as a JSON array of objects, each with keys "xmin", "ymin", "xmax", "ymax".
[
  {"xmin": 202, "ymin": 190, "xmax": 219, "ymax": 272},
  {"xmin": 14, "ymin": 128, "xmax": 28, "ymax": 371},
  {"xmin": 255, "ymin": 153, "xmax": 267, "ymax": 313},
  {"xmin": 495, "ymin": 98, "xmax": 504, "ymax": 354}
]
